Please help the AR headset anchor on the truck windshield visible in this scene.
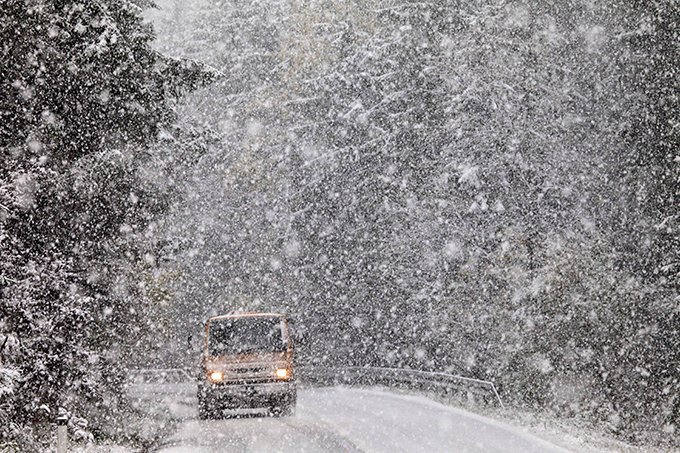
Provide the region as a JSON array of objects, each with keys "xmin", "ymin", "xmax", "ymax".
[{"xmin": 208, "ymin": 317, "xmax": 287, "ymax": 355}]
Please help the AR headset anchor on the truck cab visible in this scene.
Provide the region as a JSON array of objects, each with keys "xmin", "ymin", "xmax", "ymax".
[{"xmin": 197, "ymin": 312, "xmax": 296, "ymax": 419}]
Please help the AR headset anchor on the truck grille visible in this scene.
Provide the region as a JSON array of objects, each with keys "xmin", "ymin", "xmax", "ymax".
[{"xmin": 223, "ymin": 365, "xmax": 277, "ymax": 384}]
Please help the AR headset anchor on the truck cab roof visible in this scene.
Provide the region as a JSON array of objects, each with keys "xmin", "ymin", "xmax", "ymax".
[{"xmin": 207, "ymin": 312, "xmax": 287, "ymax": 323}]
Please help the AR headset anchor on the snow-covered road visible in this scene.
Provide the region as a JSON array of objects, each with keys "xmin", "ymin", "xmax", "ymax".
[{"xmin": 157, "ymin": 387, "xmax": 569, "ymax": 452}]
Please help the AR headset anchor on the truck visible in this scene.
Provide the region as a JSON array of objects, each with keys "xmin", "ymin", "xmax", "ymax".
[{"xmin": 197, "ymin": 312, "xmax": 296, "ymax": 419}]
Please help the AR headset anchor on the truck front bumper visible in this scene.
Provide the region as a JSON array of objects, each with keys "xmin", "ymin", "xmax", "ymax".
[{"xmin": 198, "ymin": 380, "xmax": 296, "ymax": 408}]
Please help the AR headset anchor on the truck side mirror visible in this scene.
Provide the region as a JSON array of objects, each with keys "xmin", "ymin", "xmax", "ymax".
[{"xmin": 187, "ymin": 333, "xmax": 202, "ymax": 354}]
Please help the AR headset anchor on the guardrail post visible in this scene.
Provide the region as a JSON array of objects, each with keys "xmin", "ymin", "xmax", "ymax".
[
  {"xmin": 490, "ymin": 384, "xmax": 505, "ymax": 409},
  {"xmin": 56, "ymin": 410, "xmax": 68, "ymax": 453}
]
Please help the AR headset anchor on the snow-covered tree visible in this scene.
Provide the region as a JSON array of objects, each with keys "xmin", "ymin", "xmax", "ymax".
[
  {"xmin": 0, "ymin": 0, "xmax": 211, "ymax": 448},
  {"xmin": 146, "ymin": 0, "xmax": 677, "ymax": 441}
]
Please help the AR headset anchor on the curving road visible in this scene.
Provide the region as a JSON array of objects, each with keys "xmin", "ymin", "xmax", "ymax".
[{"xmin": 156, "ymin": 387, "xmax": 569, "ymax": 452}]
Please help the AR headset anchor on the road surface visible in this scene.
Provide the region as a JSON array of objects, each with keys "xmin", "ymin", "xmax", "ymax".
[{"xmin": 155, "ymin": 387, "xmax": 569, "ymax": 452}]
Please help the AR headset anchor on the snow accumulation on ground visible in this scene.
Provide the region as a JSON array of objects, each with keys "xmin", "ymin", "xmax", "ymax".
[
  {"xmin": 144, "ymin": 385, "xmax": 665, "ymax": 452},
  {"xmin": 72, "ymin": 385, "xmax": 668, "ymax": 453}
]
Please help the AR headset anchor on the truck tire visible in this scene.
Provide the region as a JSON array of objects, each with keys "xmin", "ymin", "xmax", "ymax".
[
  {"xmin": 197, "ymin": 393, "xmax": 213, "ymax": 420},
  {"xmin": 286, "ymin": 388, "xmax": 297, "ymax": 416},
  {"xmin": 281, "ymin": 401, "xmax": 296, "ymax": 417},
  {"xmin": 272, "ymin": 389, "xmax": 297, "ymax": 417}
]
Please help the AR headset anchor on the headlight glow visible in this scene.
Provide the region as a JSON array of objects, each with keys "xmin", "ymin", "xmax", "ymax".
[
  {"xmin": 275, "ymin": 368, "xmax": 289, "ymax": 379},
  {"xmin": 209, "ymin": 371, "xmax": 224, "ymax": 383}
]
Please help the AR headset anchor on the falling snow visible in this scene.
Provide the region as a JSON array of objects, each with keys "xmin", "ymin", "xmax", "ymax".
[{"xmin": 1, "ymin": 0, "xmax": 678, "ymax": 451}]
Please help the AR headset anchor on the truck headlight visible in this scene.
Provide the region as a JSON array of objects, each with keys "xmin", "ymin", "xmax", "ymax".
[
  {"xmin": 275, "ymin": 368, "xmax": 289, "ymax": 380},
  {"xmin": 208, "ymin": 371, "xmax": 224, "ymax": 383}
]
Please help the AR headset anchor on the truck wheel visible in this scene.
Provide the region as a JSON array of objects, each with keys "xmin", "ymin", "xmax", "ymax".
[
  {"xmin": 286, "ymin": 390, "xmax": 297, "ymax": 415},
  {"xmin": 271, "ymin": 404, "xmax": 292, "ymax": 417},
  {"xmin": 272, "ymin": 390, "xmax": 297, "ymax": 417},
  {"xmin": 198, "ymin": 394, "xmax": 213, "ymax": 420},
  {"xmin": 281, "ymin": 402, "xmax": 296, "ymax": 416},
  {"xmin": 285, "ymin": 389, "xmax": 297, "ymax": 416}
]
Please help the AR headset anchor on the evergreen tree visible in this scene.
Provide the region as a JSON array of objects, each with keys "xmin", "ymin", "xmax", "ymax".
[{"xmin": 0, "ymin": 0, "xmax": 212, "ymax": 448}]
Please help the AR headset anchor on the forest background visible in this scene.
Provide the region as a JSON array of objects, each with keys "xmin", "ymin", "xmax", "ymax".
[{"xmin": 1, "ymin": 0, "xmax": 677, "ymax": 450}]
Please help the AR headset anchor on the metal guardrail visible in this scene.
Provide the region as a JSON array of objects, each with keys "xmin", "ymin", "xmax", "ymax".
[
  {"xmin": 123, "ymin": 366, "xmax": 504, "ymax": 409},
  {"xmin": 299, "ymin": 366, "xmax": 505, "ymax": 409}
]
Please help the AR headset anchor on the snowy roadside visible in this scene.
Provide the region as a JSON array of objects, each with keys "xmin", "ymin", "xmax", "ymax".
[
  {"xmin": 65, "ymin": 382, "xmax": 672, "ymax": 452},
  {"xmin": 499, "ymin": 409, "xmax": 674, "ymax": 453},
  {"xmin": 56, "ymin": 384, "xmax": 195, "ymax": 453},
  {"xmin": 385, "ymin": 386, "xmax": 676, "ymax": 453}
]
